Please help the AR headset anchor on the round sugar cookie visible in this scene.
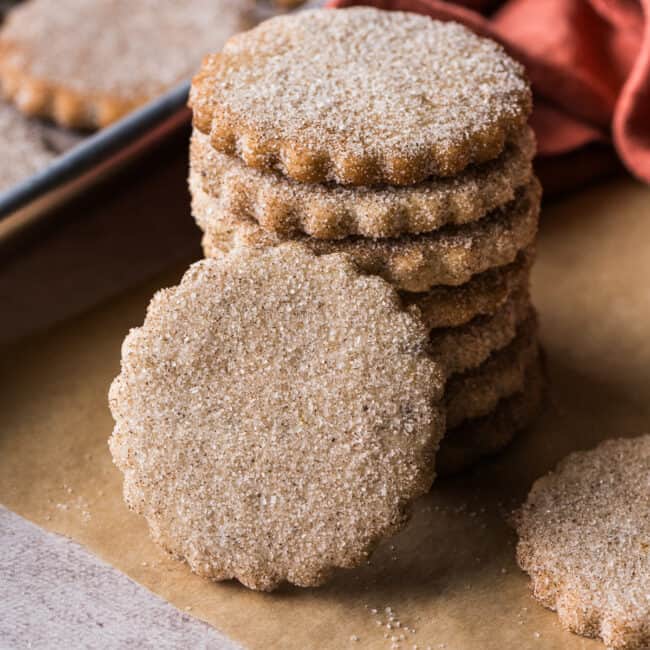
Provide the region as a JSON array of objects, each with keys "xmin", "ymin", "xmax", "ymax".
[
  {"xmin": 190, "ymin": 126, "xmax": 535, "ymax": 239},
  {"xmin": 194, "ymin": 176, "xmax": 541, "ymax": 293},
  {"xmin": 109, "ymin": 243, "xmax": 446, "ymax": 591},
  {"xmin": 0, "ymin": 0, "xmax": 253, "ymax": 129},
  {"xmin": 515, "ymin": 435, "xmax": 650, "ymax": 650},
  {"xmin": 190, "ymin": 7, "xmax": 532, "ymax": 185}
]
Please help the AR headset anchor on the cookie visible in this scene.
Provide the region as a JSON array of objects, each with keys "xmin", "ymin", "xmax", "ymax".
[
  {"xmin": 436, "ymin": 354, "xmax": 545, "ymax": 476},
  {"xmin": 404, "ymin": 246, "xmax": 534, "ymax": 330},
  {"xmin": 445, "ymin": 316, "xmax": 539, "ymax": 428},
  {"xmin": 189, "ymin": 127, "xmax": 535, "ymax": 239},
  {"xmin": 195, "ymin": 176, "xmax": 541, "ymax": 292},
  {"xmin": 0, "ymin": 100, "xmax": 54, "ymax": 192},
  {"xmin": 0, "ymin": 0, "xmax": 253, "ymax": 129},
  {"xmin": 515, "ymin": 435, "xmax": 650, "ymax": 650},
  {"xmin": 190, "ymin": 8, "xmax": 531, "ymax": 185},
  {"xmin": 429, "ymin": 285, "xmax": 532, "ymax": 376},
  {"xmin": 109, "ymin": 244, "xmax": 446, "ymax": 591}
]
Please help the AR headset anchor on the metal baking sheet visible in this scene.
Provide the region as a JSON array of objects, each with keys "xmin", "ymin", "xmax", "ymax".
[{"xmin": 0, "ymin": 82, "xmax": 191, "ymax": 241}]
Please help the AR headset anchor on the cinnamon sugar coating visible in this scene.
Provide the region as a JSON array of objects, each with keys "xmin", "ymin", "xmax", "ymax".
[
  {"xmin": 190, "ymin": 127, "xmax": 535, "ymax": 239},
  {"xmin": 195, "ymin": 176, "xmax": 541, "ymax": 292},
  {"xmin": 189, "ymin": 8, "xmax": 531, "ymax": 186},
  {"xmin": 515, "ymin": 435, "xmax": 650, "ymax": 649},
  {"xmin": 437, "ymin": 354, "xmax": 545, "ymax": 476},
  {"xmin": 0, "ymin": 0, "xmax": 253, "ymax": 129},
  {"xmin": 109, "ymin": 244, "xmax": 446, "ymax": 591}
]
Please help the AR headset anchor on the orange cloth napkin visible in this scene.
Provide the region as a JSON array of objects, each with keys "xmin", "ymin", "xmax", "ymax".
[{"xmin": 328, "ymin": 0, "xmax": 650, "ymax": 193}]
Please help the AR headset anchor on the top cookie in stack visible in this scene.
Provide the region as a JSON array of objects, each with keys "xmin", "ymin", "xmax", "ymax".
[
  {"xmin": 189, "ymin": 7, "xmax": 543, "ymax": 474},
  {"xmin": 190, "ymin": 7, "xmax": 531, "ymax": 188}
]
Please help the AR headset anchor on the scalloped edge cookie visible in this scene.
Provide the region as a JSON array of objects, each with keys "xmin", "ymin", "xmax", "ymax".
[
  {"xmin": 515, "ymin": 435, "xmax": 650, "ymax": 649},
  {"xmin": 109, "ymin": 243, "xmax": 447, "ymax": 591},
  {"xmin": 189, "ymin": 8, "xmax": 532, "ymax": 186},
  {"xmin": 0, "ymin": 0, "xmax": 254, "ymax": 129},
  {"xmin": 194, "ymin": 176, "xmax": 541, "ymax": 292},
  {"xmin": 190, "ymin": 127, "xmax": 535, "ymax": 239}
]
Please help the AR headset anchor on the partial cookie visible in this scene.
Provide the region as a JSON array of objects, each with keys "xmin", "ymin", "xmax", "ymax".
[
  {"xmin": 515, "ymin": 435, "xmax": 650, "ymax": 650},
  {"xmin": 0, "ymin": 101, "xmax": 54, "ymax": 192},
  {"xmin": 109, "ymin": 244, "xmax": 446, "ymax": 591},
  {"xmin": 189, "ymin": 8, "xmax": 531, "ymax": 185},
  {"xmin": 445, "ymin": 317, "xmax": 539, "ymax": 428},
  {"xmin": 0, "ymin": 0, "xmax": 253, "ymax": 129},
  {"xmin": 190, "ymin": 127, "xmax": 535, "ymax": 239},
  {"xmin": 195, "ymin": 177, "xmax": 541, "ymax": 292},
  {"xmin": 437, "ymin": 354, "xmax": 545, "ymax": 476},
  {"xmin": 404, "ymin": 247, "xmax": 533, "ymax": 330},
  {"xmin": 429, "ymin": 285, "xmax": 532, "ymax": 376}
]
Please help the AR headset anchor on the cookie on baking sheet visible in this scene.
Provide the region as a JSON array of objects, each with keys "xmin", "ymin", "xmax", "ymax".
[
  {"xmin": 190, "ymin": 127, "xmax": 535, "ymax": 239},
  {"xmin": 190, "ymin": 8, "xmax": 531, "ymax": 185},
  {"xmin": 515, "ymin": 435, "xmax": 650, "ymax": 650},
  {"xmin": 437, "ymin": 354, "xmax": 545, "ymax": 476},
  {"xmin": 444, "ymin": 315, "xmax": 539, "ymax": 428},
  {"xmin": 109, "ymin": 243, "xmax": 446, "ymax": 591},
  {"xmin": 194, "ymin": 176, "xmax": 541, "ymax": 292},
  {"xmin": 402, "ymin": 246, "xmax": 534, "ymax": 330},
  {"xmin": 0, "ymin": 0, "xmax": 253, "ymax": 129},
  {"xmin": 429, "ymin": 285, "xmax": 532, "ymax": 376},
  {"xmin": 0, "ymin": 101, "xmax": 53, "ymax": 192}
]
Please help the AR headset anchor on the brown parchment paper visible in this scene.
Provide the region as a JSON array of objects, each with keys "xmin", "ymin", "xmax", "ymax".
[{"xmin": 1, "ymin": 177, "xmax": 649, "ymax": 650}]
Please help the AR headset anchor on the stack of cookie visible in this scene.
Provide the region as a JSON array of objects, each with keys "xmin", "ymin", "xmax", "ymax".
[{"xmin": 188, "ymin": 7, "xmax": 544, "ymax": 474}]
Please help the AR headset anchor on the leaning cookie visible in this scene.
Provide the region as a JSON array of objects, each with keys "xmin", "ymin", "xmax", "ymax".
[
  {"xmin": 0, "ymin": 0, "xmax": 253, "ymax": 129},
  {"xmin": 190, "ymin": 8, "xmax": 531, "ymax": 185},
  {"xmin": 190, "ymin": 127, "xmax": 535, "ymax": 239},
  {"xmin": 109, "ymin": 244, "xmax": 446, "ymax": 591},
  {"xmin": 515, "ymin": 435, "xmax": 650, "ymax": 650},
  {"xmin": 195, "ymin": 176, "xmax": 541, "ymax": 292}
]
